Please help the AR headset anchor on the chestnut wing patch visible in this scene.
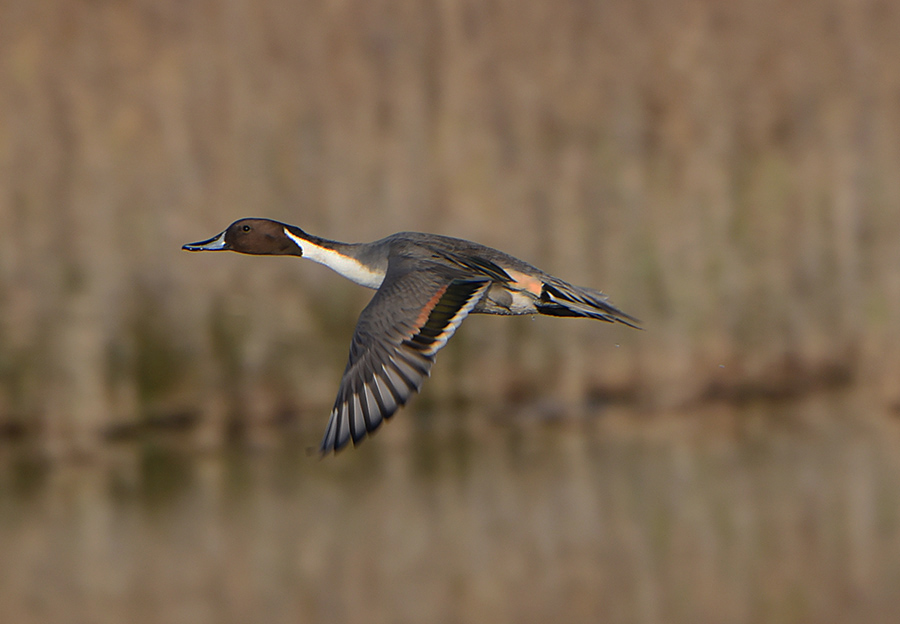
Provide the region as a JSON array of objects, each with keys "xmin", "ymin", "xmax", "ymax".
[
  {"xmin": 319, "ymin": 277, "xmax": 490, "ymax": 454},
  {"xmin": 405, "ymin": 279, "xmax": 491, "ymax": 355}
]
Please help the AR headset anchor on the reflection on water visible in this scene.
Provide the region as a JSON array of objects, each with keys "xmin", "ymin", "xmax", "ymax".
[{"xmin": 2, "ymin": 392, "xmax": 900, "ymax": 624}]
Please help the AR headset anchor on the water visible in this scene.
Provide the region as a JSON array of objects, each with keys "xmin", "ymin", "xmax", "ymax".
[{"xmin": 1, "ymin": 393, "xmax": 899, "ymax": 624}]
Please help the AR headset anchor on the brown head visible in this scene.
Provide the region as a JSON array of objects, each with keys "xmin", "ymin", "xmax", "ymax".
[{"xmin": 182, "ymin": 218, "xmax": 304, "ymax": 256}]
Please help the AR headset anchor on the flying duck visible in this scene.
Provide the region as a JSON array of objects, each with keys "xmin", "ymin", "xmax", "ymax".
[{"xmin": 183, "ymin": 218, "xmax": 639, "ymax": 453}]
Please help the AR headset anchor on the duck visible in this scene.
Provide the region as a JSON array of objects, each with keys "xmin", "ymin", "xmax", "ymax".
[{"xmin": 183, "ymin": 218, "xmax": 640, "ymax": 454}]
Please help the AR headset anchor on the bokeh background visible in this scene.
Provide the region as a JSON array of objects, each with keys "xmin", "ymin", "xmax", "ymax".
[{"xmin": 1, "ymin": 1, "xmax": 900, "ymax": 622}]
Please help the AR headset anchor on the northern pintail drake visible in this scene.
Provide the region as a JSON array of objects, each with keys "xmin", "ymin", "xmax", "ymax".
[{"xmin": 183, "ymin": 218, "xmax": 640, "ymax": 454}]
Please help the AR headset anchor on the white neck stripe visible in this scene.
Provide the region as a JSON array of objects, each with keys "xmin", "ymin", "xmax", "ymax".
[{"xmin": 284, "ymin": 228, "xmax": 384, "ymax": 289}]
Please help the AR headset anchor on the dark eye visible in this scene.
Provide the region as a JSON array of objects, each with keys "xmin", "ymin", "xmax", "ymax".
[{"xmin": 242, "ymin": 225, "xmax": 251, "ymax": 232}]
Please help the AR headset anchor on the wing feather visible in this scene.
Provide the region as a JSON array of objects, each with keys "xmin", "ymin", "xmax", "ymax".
[{"xmin": 319, "ymin": 256, "xmax": 491, "ymax": 453}]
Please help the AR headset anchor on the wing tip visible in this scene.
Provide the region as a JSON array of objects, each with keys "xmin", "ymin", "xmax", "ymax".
[{"xmin": 317, "ymin": 378, "xmax": 402, "ymax": 455}]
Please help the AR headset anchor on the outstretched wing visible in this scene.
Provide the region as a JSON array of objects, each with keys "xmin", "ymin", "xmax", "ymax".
[{"xmin": 319, "ymin": 256, "xmax": 491, "ymax": 454}]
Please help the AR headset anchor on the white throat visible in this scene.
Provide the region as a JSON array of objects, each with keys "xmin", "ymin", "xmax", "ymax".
[{"xmin": 284, "ymin": 228, "xmax": 384, "ymax": 289}]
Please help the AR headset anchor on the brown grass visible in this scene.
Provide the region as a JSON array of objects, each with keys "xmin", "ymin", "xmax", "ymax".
[{"xmin": 0, "ymin": 0, "xmax": 899, "ymax": 450}]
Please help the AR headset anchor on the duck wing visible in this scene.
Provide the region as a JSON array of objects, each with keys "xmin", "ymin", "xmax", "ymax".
[{"xmin": 318, "ymin": 255, "xmax": 491, "ymax": 453}]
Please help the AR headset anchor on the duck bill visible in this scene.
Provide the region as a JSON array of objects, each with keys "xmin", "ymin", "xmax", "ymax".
[{"xmin": 182, "ymin": 231, "xmax": 228, "ymax": 251}]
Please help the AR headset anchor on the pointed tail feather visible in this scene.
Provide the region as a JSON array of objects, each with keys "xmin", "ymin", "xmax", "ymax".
[{"xmin": 536, "ymin": 282, "xmax": 641, "ymax": 329}]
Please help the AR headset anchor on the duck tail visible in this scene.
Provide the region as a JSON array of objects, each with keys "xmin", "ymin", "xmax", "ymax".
[{"xmin": 536, "ymin": 281, "xmax": 642, "ymax": 329}]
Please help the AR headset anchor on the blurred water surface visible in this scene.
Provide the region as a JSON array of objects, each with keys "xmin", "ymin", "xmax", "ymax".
[{"xmin": 1, "ymin": 392, "xmax": 899, "ymax": 624}]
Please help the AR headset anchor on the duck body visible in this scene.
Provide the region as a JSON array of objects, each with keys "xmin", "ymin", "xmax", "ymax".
[
  {"xmin": 309, "ymin": 230, "xmax": 557, "ymax": 316},
  {"xmin": 184, "ymin": 218, "xmax": 639, "ymax": 454}
]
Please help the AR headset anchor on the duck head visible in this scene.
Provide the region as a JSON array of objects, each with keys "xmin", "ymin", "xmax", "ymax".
[{"xmin": 182, "ymin": 218, "xmax": 304, "ymax": 256}]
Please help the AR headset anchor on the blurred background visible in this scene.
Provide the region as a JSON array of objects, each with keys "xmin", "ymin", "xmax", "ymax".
[{"xmin": 1, "ymin": 0, "xmax": 900, "ymax": 622}]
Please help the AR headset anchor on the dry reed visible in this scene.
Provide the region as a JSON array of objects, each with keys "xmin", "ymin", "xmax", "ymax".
[{"xmin": 0, "ymin": 0, "xmax": 898, "ymax": 451}]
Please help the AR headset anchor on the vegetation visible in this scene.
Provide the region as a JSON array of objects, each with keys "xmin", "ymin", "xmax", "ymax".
[{"xmin": 0, "ymin": 0, "xmax": 898, "ymax": 452}]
